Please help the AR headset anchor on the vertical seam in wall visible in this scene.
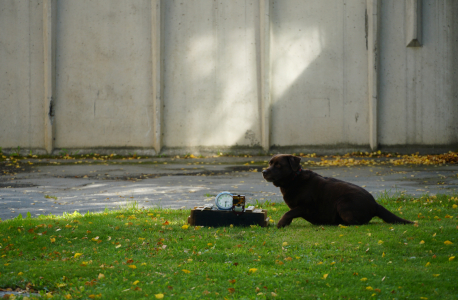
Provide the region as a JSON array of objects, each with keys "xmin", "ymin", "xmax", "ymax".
[
  {"xmin": 367, "ymin": 0, "xmax": 380, "ymax": 150},
  {"xmin": 342, "ymin": 0, "xmax": 347, "ymax": 142},
  {"xmin": 28, "ymin": 1, "xmax": 32, "ymax": 149},
  {"xmin": 152, "ymin": 0, "xmax": 162, "ymax": 154},
  {"xmin": 43, "ymin": 0, "xmax": 55, "ymax": 154},
  {"xmin": 260, "ymin": 0, "xmax": 271, "ymax": 152}
]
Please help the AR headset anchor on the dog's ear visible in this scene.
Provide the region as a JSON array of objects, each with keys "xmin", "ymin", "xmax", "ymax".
[{"xmin": 288, "ymin": 155, "xmax": 301, "ymax": 171}]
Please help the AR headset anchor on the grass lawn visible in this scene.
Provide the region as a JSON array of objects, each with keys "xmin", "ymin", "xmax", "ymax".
[{"xmin": 0, "ymin": 193, "xmax": 457, "ymax": 300}]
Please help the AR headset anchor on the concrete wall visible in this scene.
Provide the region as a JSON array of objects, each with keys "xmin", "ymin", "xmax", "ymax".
[
  {"xmin": 162, "ymin": 0, "xmax": 262, "ymax": 149},
  {"xmin": 379, "ymin": 0, "xmax": 458, "ymax": 147},
  {"xmin": 54, "ymin": 0, "xmax": 154, "ymax": 149},
  {"xmin": 0, "ymin": 1, "xmax": 45, "ymax": 149},
  {"xmin": 1, "ymin": 0, "xmax": 457, "ymax": 155},
  {"xmin": 270, "ymin": 0, "xmax": 369, "ymax": 147}
]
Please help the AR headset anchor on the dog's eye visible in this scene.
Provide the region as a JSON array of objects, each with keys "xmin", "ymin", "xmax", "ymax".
[{"xmin": 275, "ymin": 163, "xmax": 281, "ymax": 168}]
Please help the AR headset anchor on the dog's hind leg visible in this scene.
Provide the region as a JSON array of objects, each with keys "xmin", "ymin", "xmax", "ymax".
[{"xmin": 336, "ymin": 198, "xmax": 375, "ymax": 225}]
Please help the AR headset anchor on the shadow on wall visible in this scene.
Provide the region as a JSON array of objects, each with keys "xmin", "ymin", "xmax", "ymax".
[
  {"xmin": 162, "ymin": 0, "xmax": 263, "ymax": 150},
  {"xmin": 162, "ymin": 0, "xmax": 370, "ymax": 153},
  {"xmin": 269, "ymin": 0, "xmax": 369, "ymax": 149}
]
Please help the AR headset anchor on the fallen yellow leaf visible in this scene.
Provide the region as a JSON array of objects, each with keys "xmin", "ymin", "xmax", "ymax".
[
  {"xmin": 248, "ymin": 268, "xmax": 258, "ymax": 273},
  {"xmin": 361, "ymin": 278, "xmax": 368, "ymax": 281},
  {"xmin": 74, "ymin": 253, "xmax": 83, "ymax": 258},
  {"xmin": 377, "ymin": 240, "xmax": 383, "ymax": 245},
  {"xmin": 98, "ymin": 273, "xmax": 105, "ymax": 279},
  {"xmin": 444, "ymin": 240, "xmax": 453, "ymax": 245},
  {"xmin": 64, "ymin": 295, "xmax": 72, "ymax": 299},
  {"xmin": 182, "ymin": 225, "xmax": 189, "ymax": 230},
  {"xmin": 154, "ymin": 294, "xmax": 164, "ymax": 299},
  {"xmin": 182, "ymin": 269, "xmax": 191, "ymax": 274},
  {"xmin": 366, "ymin": 286, "xmax": 373, "ymax": 291},
  {"xmin": 425, "ymin": 262, "xmax": 430, "ymax": 267},
  {"xmin": 419, "ymin": 240, "xmax": 425, "ymax": 244},
  {"xmin": 449, "ymin": 256, "xmax": 455, "ymax": 261},
  {"xmin": 128, "ymin": 265, "xmax": 137, "ymax": 269},
  {"xmin": 433, "ymin": 274, "xmax": 440, "ymax": 277},
  {"xmin": 322, "ymin": 274, "xmax": 328, "ymax": 279},
  {"xmin": 133, "ymin": 280, "xmax": 139, "ymax": 285},
  {"xmin": 282, "ymin": 242, "xmax": 288, "ymax": 247}
]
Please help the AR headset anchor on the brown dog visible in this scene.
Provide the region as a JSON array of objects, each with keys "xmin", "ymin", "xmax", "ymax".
[{"xmin": 262, "ymin": 154, "xmax": 413, "ymax": 228}]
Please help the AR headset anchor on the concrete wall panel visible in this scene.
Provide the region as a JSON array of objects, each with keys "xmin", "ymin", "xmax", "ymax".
[
  {"xmin": 1, "ymin": 0, "xmax": 457, "ymax": 154},
  {"xmin": 379, "ymin": 0, "xmax": 458, "ymax": 146},
  {"xmin": 270, "ymin": 0, "xmax": 369, "ymax": 147},
  {"xmin": 162, "ymin": 0, "xmax": 261, "ymax": 148},
  {"xmin": 53, "ymin": 0, "xmax": 154, "ymax": 148},
  {"xmin": 0, "ymin": 0, "xmax": 45, "ymax": 149}
]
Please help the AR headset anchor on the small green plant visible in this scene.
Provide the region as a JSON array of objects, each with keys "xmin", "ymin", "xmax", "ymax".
[
  {"xmin": 59, "ymin": 148, "xmax": 68, "ymax": 156},
  {"xmin": 44, "ymin": 194, "xmax": 58, "ymax": 200},
  {"xmin": 12, "ymin": 146, "xmax": 20, "ymax": 156},
  {"xmin": 59, "ymin": 149, "xmax": 80, "ymax": 156}
]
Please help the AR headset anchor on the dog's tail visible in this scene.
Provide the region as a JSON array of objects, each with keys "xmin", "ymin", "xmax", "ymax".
[{"xmin": 375, "ymin": 204, "xmax": 413, "ymax": 224}]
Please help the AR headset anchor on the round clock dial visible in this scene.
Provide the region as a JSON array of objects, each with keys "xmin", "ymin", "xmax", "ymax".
[{"xmin": 215, "ymin": 192, "xmax": 233, "ymax": 210}]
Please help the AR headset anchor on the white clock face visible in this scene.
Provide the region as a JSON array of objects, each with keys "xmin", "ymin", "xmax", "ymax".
[{"xmin": 215, "ymin": 192, "xmax": 233, "ymax": 210}]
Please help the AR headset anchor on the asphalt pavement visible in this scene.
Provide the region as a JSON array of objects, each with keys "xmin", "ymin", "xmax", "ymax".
[{"xmin": 1, "ymin": 155, "xmax": 458, "ymax": 220}]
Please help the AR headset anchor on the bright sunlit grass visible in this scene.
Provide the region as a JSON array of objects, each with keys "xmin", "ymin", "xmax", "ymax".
[{"xmin": 0, "ymin": 194, "xmax": 457, "ymax": 299}]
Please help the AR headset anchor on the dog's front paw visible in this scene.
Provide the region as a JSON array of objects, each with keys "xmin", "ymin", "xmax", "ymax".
[{"xmin": 277, "ymin": 217, "xmax": 292, "ymax": 228}]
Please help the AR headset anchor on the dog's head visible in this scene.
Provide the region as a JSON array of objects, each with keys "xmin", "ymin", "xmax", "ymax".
[{"xmin": 262, "ymin": 154, "xmax": 301, "ymax": 186}]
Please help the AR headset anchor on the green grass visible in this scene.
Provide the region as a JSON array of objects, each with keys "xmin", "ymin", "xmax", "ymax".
[{"xmin": 1, "ymin": 194, "xmax": 457, "ymax": 299}]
